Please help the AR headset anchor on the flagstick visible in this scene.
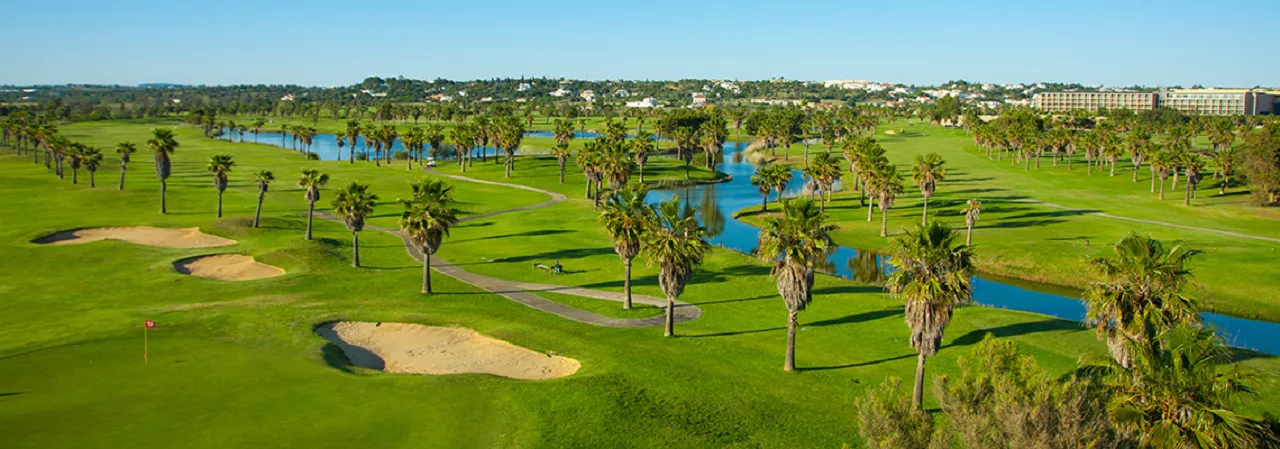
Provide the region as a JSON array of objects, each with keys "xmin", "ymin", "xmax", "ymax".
[{"xmin": 144, "ymin": 325, "xmax": 148, "ymax": 365}]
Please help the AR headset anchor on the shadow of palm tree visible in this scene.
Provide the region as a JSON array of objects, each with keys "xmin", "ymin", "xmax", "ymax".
[
  {"xmin": 802, "ymin": 353, "xmax": 915, "ymax": 372},
  {"xmin": 809, "ymin": 308, "xmax": 902, "ymax": 327},
  {"xmin": 947, "ymin": 319, "xmax": 1085, "ymax": 348},
  {"xmin": 687, "ymin": 326, "xmax": 786, "ymax": 338},
  {"xmin": 453, "ymin": 229, "xmax": 574, "ymax": 243}
]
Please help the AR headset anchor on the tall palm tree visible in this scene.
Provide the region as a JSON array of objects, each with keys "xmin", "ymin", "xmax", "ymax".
[
  {"xmin": 867, "ymin": 163, "xmax": 904, "ymax": 237},
  {"xmin": 1095, "ymin": 323, "xmax": 1274, "ymax": 448},
  {"xmin": 425, "ymin": 123, "xmax": 446, "ymax": 163},
  {"xmin": 67, "ymin": 143, "xmax": 84, "ymax": 184},
  {"xmin": 332, "ymin": 182, "xmax": 378, "ymax": 268},
  {"xmin": 911, "ymin": 153, "xmax": 946, "ymax": 225},
  {"xmin": 962, "ymin": 199, "xmax": 982, "ymax": 246},
  {"xmin": 344, "ymin": 120, "xmax": 361, "ymax": 164},
  {"xmin": 401, "ymin": 126, "xmax": 424, "ymax": 170},
  {"xmin": 633, "ymin": 130, "xmax": 656, "ymax": 183},
  {"xmin": 757, "ymin": 198, "xmax": 836, "ymax": 371},
  {"xmin": 885, "ymin": 221, "xmax": 975, "ymax": 409},
  {"xmin": 115, "ymin": 142, "xmax": 136, "ymax": 190},
  {"xmin": 149, "ymin": 128, "xmax": 179, "ymax": 214},
  {"xmin": 751, "ymin": 163, "xmax": 784, "ymax": 213},
  {"xmin": 400, "ymin": 178, "xmax": 460, "ymax": 294},
  {"xmin": 252, "ymin": 119, "xmax": 266, "ymax": 144},
  {"xmin": 804, "ymin": 152, "xmax": 842, "ymax": 212},
  {"xmin": 450, "ymin": 124, "xmax": 475, "ymax": 172},
  {"xmin": 1084, "ymin": 233, "xmax": 1200, "ymax": 368},
  {"xmin": 82, "ymin": 147, "xmax": 103, "ymax": 188},
  {"xmin": 1183, "ymin": 154, "xmax": 1204, "ymax": 206},
  {"xmin": 551, "ymin": 142, "xmax": 571, "ymax": 183},
  {"xmin": 298, "ymin": 169, "xmax": 330, "ymax": 240},
  {"xmin": 599, "ymin": 186, "xmax": 656, "ymax": 310},
  {"xmin": 643, "ymin": 197, "xmax": 709, "ymax": 337},
  {"xmin": 206, "ymin": 154, "xmax": 235, "ymax": 218},
  {"xmin": 251, "ymin": 170, "xmax": 274, "ymax": 228}
]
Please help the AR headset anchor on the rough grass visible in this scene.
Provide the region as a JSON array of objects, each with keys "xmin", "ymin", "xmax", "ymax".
[{"xmin": 0, "ymin": 119, "xmax": 1275, "ymax": 449}]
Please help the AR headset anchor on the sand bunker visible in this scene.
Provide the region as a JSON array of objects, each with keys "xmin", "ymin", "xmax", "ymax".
[
  {"xmin": 35, "ymin": 227, "xmax": 236, "ymax": 248},
  {"xmin": 317, "ymin": 322, "xmax": 580, "ymax": 380},
  {"xmin": 174, "ymin": 254, "xmax": 285, "ymax": 281}
]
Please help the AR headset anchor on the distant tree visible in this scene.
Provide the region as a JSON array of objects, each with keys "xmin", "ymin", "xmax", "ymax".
[
  {"xmin": 82, "ymin": 146, "xmax": 103, "ymax": 188},
  {"xmin": 911, "ymin": 153, "xmax": 946, "ymax": 225},
  {"xmin": 962, "ymin": 199, "xmax": 982, "ymax": 246}
]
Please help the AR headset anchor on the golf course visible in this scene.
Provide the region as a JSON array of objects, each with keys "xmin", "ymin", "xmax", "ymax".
[{"xmin": 0, "ymin": 112, "xmax": 1276, "ymax": 448}]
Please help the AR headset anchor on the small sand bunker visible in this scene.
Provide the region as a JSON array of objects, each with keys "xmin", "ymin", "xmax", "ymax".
[
  {"xmin": 174, "ymin": 254, "xmax": 285, "ymax": 281},
  {"xmin": 36, "ymin": 227, "xmax": 235, "ymax": 248},
  {"xmin": 317, "ymin": 322, "xmax": 580, "ymax": 380}
]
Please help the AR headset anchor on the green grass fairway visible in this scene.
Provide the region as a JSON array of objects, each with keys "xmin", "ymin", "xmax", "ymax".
[
  {"xmin": 0, "ymin": 120, "xmax": 1276, "ymax": 448},
  {"xmin": 740, "ymin": 120, "xmax": 1280, "ymax": 321}
]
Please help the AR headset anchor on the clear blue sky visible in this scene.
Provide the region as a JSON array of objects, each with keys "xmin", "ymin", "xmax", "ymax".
[{"xmin": 3, "ymin": 0, "xmax": 1276, "ymax": 87}]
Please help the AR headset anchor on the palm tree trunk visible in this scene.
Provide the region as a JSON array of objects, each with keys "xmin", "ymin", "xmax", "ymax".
[
  {"xmin": 1184, "ymin": 180, "xmax": 1191, "ymax": 206},
  {"xmin": 1220, "ymin": 176, "xmax": 1228, "ymax": 195},
  {"xmin": 118, "ymin": 166, "xmax": 126, "ymax": 190},
  {"xmin": 638, "ymin": 163, "xmax": 644, "ymax": 184},
  {"xmin": 623, "ymin": 259, "xmax": 633, "ymax": 310},
  {"xmin": 784, "ymin": 309, "xmax": 797, "ymax": 372},
  {"xmin": 921, "ymin": 197, "xmax": 928, "ymax": 226},
  {"xmin": 253, "ymin": 193, "xmax": 264, "ymax": 228},
  {"xmin": 71, "ymin": 168, "xmax": 78, "ymax": 184},
  {"xmin": 305, "ymin": 203, "xmax": 314, "ymax": 240},
  {"xmin": 559, "ymin": 162, "xmax": 566, "ymax": 183},
  {"xmin": 423, "ymin": 253, "xmax": 433, "ymax": 294},
  {"xmin": 216, "ymin": 192, "xmax": 223, "ymax": 218},
  {"xmin": 867, "ymin": 202, "xmax": 874, "ymax": 222},
  {"xmin": 90, "ymin": 171, "xmax": 96, "ymax": 188},
  {"xmin": 160, "ymin": 180, "xmax": 167, "ymax": 214},
  {"xmin": 913, "ymin": 353, "xmax": 926, "ymax": 410},
  {"xmin": 1159, "ymin": 179, "xmax": 1165, "ymax": 200},
  {"xmin": 664, "ymin": 297, "xmax": 675, "ymax": 337},
  {"xmin": 880, "ymin": 206, "xmax": 888, "ymax": 237},
  {"xmin": 352, "ymin": 232, "xmax": 360, "ymax": 267},
  {"xmin": 966, "ymin": 224, "xmax": 973, "ymax": 246},
  {"xmin": 761, "ymin": 194, "xmax": 768, "ymax": 213}
]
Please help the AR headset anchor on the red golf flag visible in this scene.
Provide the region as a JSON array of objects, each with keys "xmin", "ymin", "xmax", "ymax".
[{"xmin": 145, "ymin": 320, "xmax": 156, "ymax": 329}]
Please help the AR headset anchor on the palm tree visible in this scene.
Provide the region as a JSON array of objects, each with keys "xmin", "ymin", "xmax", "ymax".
[
  {"xmin": 885, "ymin": 221, "xmax": 975, "ymax": 409},
  {"xmin": 67, "ymin": 143, "xmax": 84, "ymax": 184},
  {"xmin": 1183, "ymin": 154, "xmax": 1204, "ymax": 206},
  {"xmin": 961, "ymin": 199, "xmax": 982, "ymax": 246},
  {"xmin": 633, "ymin": 130, "xmax": 656, "ymax": 183},
  {"xmin": 298, "ymin": 169, "xmax": 330, "ymax": 240},
  {"xmin": 643, "ymin": 197, "xmax": 709, "ymax": 337},
  {"xmin": 252, "ymin": 119, "xmax": 266, "ymax": 144},
  {"xmin": 332, "ymin": 182, "xmax": 378, "ymax": 268},
  {"xmin": 81, "ymin": 146, "xmax": 103, "ymax": 188},
  {"xmin": 757, "ymin": 198, "xmax": 836, "ymax": 371},
  {"xmin": 551, "ymin": 142, "xmax": 572, "ymax": 183},
  {"xmin": 804, "ymin": 152, "xmax": 842, "ymax": 212},
  {"xmin": 115, "ymin": 142, "xmax": 136, "ymax": 190},
  {"xmin": 599, "ymin": 186, "xmax": 657, "ymax": 310},
  {"xmin": 867, "ymin": 163, "xmax": 904, "ymax": 237},
  {"xmin": 1095, "ymin": 323, "xmax": 1274, "ymax": 448},
  {"xmin": 149, "ymin": 128, "xmax": 179, "ymax": 214},
  {"xmin": 251, "ymin": 170, "xmax": 274, "ymax": 228},
  {"xmin": 751, "ymin": 163, "xmax": 783, "ymax": 213},
  {"xmin": 400, "ymin": 178, "xmax": 460, "ymax": 294},
  {"xmin": 205, "ymin": 154, "xmax": 235, "ymax": 217},
  {"xmin": 1083, "ymin": 233, "xmax": 1200, "ymax": 368},
  {"xmin": 401, "ymin": 126, "xmax": 424, "ymax": 170},
  {"xmin": 911, "ymin": 153, "xmax": 946, "ymax": 225},
  {"xmin": 344, "ymin": 121, "xmax": 361, "ymax": 164}
]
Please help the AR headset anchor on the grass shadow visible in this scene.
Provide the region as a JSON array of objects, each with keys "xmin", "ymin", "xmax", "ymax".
[
  {"xmin": 687, "ymin": 326, "xmax": 785, "ymax": 338},
  {"xmin": 809, "ymin": 308, "xmax": 902, "ymax": 327},
  {"xmin": 802, "ymin": 353, "xmax": 915, "ymax": 372},
  {"xmin": 948, "ymin": 319, "xmax": 1085, "ymax": 348}
]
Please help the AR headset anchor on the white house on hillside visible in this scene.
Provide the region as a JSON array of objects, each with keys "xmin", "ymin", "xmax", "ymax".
[{"xmin": 625, "ymin": 98, "xmax": 658, "ymax": 108}]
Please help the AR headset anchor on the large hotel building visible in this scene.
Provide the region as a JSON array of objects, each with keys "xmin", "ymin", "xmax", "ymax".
[{"xmin": 1032, "ymin": 88, "xmax": 1277, "ymax": 116}]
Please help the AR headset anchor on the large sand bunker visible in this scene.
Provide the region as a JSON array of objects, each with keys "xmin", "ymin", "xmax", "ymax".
[
  {"xmin": 35, "ymin": 227, "xmax": 236, "ymax": 248},
  {"xmin": 174, "ymin": 254, "xmax": 285, "ymax": 281},
  {"xmin": 317, "ymin": 322, "xmax": 580, "ymax": 380}
]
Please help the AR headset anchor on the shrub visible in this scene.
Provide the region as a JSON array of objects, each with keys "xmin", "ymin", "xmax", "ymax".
[{"xmin": 855, "ymin": 377, "xmax": 937, "ymax": 449}]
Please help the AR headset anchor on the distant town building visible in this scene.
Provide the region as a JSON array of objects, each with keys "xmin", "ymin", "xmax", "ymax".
[
  {"xmin": 614, "ymin": 88, "xmax": 630, "ymax": 98},
  {"xmin": 625, "ymin": 98, "xmax": 658, "ymax": 108},
  {"xmin": 517, "ymin": 83, "xmax": 532, "ymax": 91},
  {"xmin": 1033, "ymin": 89, "xmax": 1276, "ymax": 116},
  {"xmin": 1032, "ymin": 91, "xmax": 1158, "ymax": 112},
  {"xmin": 549, "ymin": 88, "xmax": 572, "ymax": 97},
  {"xmin": 280, "ymin": 94, "xmax": 296, "ymax": 102},
  {"xmin": 580, "ymin": 90, "xmax": 596, "ymax": 102},
  {"xmin": 691, "ymin": 92, "xmax": 707, "ymax": 104}
]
